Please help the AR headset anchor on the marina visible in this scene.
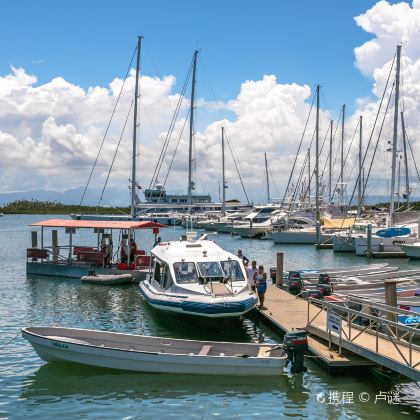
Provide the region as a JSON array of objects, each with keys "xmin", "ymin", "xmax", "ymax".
[
  {"xmin": 3, "ymin": 2, "xmax": 420, "ymax": 417},
  {"xmin": 2, "ymin": 214, "xmax": 420, "ymax": 418}
]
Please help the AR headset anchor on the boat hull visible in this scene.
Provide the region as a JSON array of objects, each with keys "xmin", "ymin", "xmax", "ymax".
[
  {"xmin": 354, "ymin": 236, "xmax": 416, "ymax": 256},
  {"xmin": 26, "ymin": 262, "xmax": 148, "ymax": 282},
  {"xmin": 400, "ymin": 244, "xmax": 420, "ymax": 259},
  {"xmin": 332, "ymin": 234, "xmax": 355, "ymax": 252},
  {"xmin": 22, "ymin": 327, "xmax": 286, "ymax": 376},
  {"xmin": 139, "ymin": 281, "xmax": 257, "ymax": 318},
  {"xmin": 272, "ymin": 230, "xmax": 333, "ymax": 244}
]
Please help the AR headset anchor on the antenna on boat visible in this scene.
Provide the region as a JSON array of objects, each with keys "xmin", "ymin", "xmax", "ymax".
[
  {"xmin": 131, "ymin": 35, "xmax": 143, "ymax": 218},
  {"xmin": 187, "ymin": 49, "xmax": 199, "ymax": 210}
]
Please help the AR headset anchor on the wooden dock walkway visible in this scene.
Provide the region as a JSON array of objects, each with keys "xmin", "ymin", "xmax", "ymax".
[
  {"xmin": 259, "ymin": 285, "xmax": 420, "ymax": 381},
  {"xmin": 258, "ymin": 285, "xmax": 374, "ymax": 369}
]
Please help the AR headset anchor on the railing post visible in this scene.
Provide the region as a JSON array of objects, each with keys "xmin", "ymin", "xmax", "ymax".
[
  {"xmin": 348, "ymin": 311, "xmax": 351, "ymax": 341},
  {"xmin": 385, "ymin": 279, "xmax": 398, "ymax": 336}
]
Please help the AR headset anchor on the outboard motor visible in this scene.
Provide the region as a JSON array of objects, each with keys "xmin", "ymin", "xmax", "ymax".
[
  {"xmin": 288, "ymin": 272, "xmax": 303, "ymax": 294},
  {"xmin": 283, "ymin": 330, "xmax": 308, "ymax": 373},
  {"xmin": 301, "ymin": 289, "xmax": 323, "ymax": 300},
  {"xmin": 270, "ymin": 267, "xmax": 277, "ymax": 284},
  {"xmin": 316, "ymin": 283, "xmax": 333, "ymax": 296},
  {"xmin": 318, "ymin": 273, "xmax": 331, "ymax": 285}
]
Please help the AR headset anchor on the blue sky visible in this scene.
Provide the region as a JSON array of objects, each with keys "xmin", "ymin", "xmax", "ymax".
[{"xmin": 0, "ymin": 0, "xmax": 402, "ymax": 116}]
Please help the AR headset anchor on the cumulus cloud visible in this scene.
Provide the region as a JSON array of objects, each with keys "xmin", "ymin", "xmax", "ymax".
[{"xmin": 2, "ymin": 0, "xmax": 420, "ymax": 205}]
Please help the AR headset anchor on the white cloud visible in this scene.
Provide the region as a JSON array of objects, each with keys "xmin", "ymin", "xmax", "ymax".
[{"xmin": 2, "ymin": 0, "xmax": 420, "ymax": 205}]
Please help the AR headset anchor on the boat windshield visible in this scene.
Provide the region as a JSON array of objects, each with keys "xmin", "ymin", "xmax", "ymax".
[
  {"xmin": 196, "ymin": 261, "xmax": 225, "ymax": 278},
  {"xmin": 173, "ymin": 262, "xmax": 199, "ymax": 283},
  {"xmin": 221, "ymin": 260, "xmax": 245, "ymax": 282}
]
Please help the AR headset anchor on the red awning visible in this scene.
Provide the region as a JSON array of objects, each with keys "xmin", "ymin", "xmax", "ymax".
[{"xmin": 30, "ymin": 219, "xmax": 166, "ymax": 229}]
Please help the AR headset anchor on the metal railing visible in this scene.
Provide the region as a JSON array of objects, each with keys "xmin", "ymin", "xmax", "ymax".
[{"xmin": 306, "ymin": 296, "xmax": 420, "ymax": 370}]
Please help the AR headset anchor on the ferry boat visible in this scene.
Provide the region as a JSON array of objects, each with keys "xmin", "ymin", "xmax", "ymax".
[
  {"xmin": 26, "ymin": 219, "xmax": 164, "ymax": 282},
  {"xmin": 139, "ymin": 234, "xmax": 257, "ymax": 319}
]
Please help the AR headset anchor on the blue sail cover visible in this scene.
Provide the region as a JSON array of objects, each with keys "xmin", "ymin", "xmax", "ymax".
[{"xmin": 375, "ymin": 227, "xmax": 411, "ymax": 238}]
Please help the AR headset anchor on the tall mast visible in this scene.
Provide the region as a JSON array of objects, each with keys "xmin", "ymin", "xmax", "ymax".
[
  {"xmin": 329, "ymin": 119, "xmax": 333, "ymax": 203},
  {"xmin": 187, "ymin": 50, "xmax": 199, "ymax": 206},
  {"xmin": 390, "ymin": 44, "xmax": 402, "ymax": 223},
  {"xmin": 131, "ymin": 35, "xmax": 143, "ymax": 218},
  {"xmin": 221, "ymin": 126, "xmax": 226, "ymax": 216},
  {"xmin": 315, "ymin": 84, "xmax": 320, "ymax": 222},
  {"xmin": 264, "ymin": 152, "xmax": 271, "ymax": 203},
  {"xmin": 340, "ymin": 104, "xmax": 345, "ymax": 204},
  {"xmin": 307, "ymin": 148, "xmax": 311, "ymax": 204},
  {"xmin": 358, "ymin": 115, "xmax": 363, "ymax": 216},
  {"xmin": 401, "ymin": 111, "xmax": 409, "ymax": 208}
]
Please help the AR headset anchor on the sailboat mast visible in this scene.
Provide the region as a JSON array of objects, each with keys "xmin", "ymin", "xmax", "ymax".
[
  {"xmin": 187, "ymin": 50, "xmax": 199, "ymax": 206},
  {"xmin": 358, "ymin": 115, "xmax": 363, "ymax": 216},
  {"xmin": 328, "ymin": 119, "xmax": 333, "ymax": 203},
  {"xmin": 307, "ymin": 148, "xmax": 311, "ymax": 204},
  {"xmin": 264, "ymin": 152, "xmax": 270, "ymax": 203},
  {"xmin": 401, "ymin": 111, "xmax": 410, "ymax": 208},
  {"xmin": 340, "ymin": 104, "xmax": 345, "ymax": 203},
  {"xmin": 221, "ymin": 126, "xmax": 226, "ymax": 216},
  {"xmin": 390, "ymin": 44, "xmax": 402, "ymax": 223},
  {"xmin": 131, "ymin": 35, "xmax": 143, "ymax": 218},
  {"xmin": 315, "ymin": 84, "xmax": 320, "ymax": 222}
]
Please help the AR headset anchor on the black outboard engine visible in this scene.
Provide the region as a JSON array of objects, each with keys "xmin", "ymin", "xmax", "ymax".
[
  {"xmin": 316, "ymin": 283, "xmax": 333, "ymax": 296},
  {"xmin": 270, "ymin": 267, "xmax": 277, "ymax": 284},
  {"xmin": 283, "ymin": 330, "xmax": 308, "ymax": 373},
  {"xmin": 288, "ymin": 271, "xmax": 303, "ymax": 294},
  {"xmin": 318, "ymin": 273, "xmax": 331, "ymax": 284}
]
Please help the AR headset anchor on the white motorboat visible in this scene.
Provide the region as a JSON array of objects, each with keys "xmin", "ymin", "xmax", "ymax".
[
  {"xmin": 271, "ymin": 227, "xmax": 337, "ymax": 244},
  {"xmin": 400, "ymin": 242, "xmax": 420, "ymax": 259},
  {"xmin": 22, "ymin": 326, "xmax": 287, "ymax": 376},
  {"xmin": 232, "ymin": 206, "xmax": 284, "ymax": 238},
  {"xmin": 139, "ymin": 234, "xmax": 258, "ymax": 318}
]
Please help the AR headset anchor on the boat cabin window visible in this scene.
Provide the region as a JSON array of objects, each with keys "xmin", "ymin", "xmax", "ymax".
[
  {"xmin": 221, "ymin": 260, "xmax": 245, "ymax": 282},
  {"xmin": 162, "ymin": 266, "xmax": 173, "ymax": 289},
  {"xmin": 196, "ymin": 261, "xmax": 224, "ymax": 279},
  {"xmin": 154, "ymin": 261, "xmax": 162, "ymax": 282},
  {"xmin": 174, "ymin": 262, "xmax": 199, "ymax": 284}
]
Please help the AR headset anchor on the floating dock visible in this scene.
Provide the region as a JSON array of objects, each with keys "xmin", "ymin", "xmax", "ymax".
[
  {"xmin": 259, "ymin": 284, "xmax": 420, "ymax": 381},
  {"xmin": 258, "ymin": 285, "xmax": 374, "ymax": 370}
]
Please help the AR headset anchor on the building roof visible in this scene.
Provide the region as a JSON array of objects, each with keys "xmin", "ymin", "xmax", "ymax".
[{"xmin": 30, "ymin": 219, "xmax": 166, "ymax": 230}]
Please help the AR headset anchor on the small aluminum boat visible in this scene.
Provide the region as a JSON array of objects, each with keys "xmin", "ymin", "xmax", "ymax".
[{"xmin": 22, "ymin": 327, "xmax": 287, "ymax": 376}]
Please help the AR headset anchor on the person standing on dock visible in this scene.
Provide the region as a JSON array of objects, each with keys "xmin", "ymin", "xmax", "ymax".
[
  {"xmin": 254, "ymin": 265, "xmax": 267, "ymax": 310},
  {"xmin": 247, "ymin": 260, "xmax": 258, "ymax": 292}
]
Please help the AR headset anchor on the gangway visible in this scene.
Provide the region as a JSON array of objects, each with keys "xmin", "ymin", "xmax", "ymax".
[{"xmin": 306, "ymin": 295, "xmax": 420, "ymax": 381}]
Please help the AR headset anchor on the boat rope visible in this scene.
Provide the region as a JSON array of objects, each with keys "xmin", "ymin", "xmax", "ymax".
[
  {"xmin": 224, "ymin": 130, "xmax": 250, "ymax": 205},
  {"xmin": 335, "ymin": 52, "xmax": 396, "ymax": 223},
  {"xmin": 96, "ymin": 98, "xmax": 135, "ymax": 211},
  {"xmin": 148, "ymin": 56, "xmax": 194, "ymax": 192},
  {"xmin": 281, "ymin": 91, "xmax": 316, "ymax": 207},
  {"xmin": 80, "ymin": 46, "xmax": 137, "ymax": 206},
  {"xmin": 0, "ymin": 329, "xmax": 21, "ymax": 351}
]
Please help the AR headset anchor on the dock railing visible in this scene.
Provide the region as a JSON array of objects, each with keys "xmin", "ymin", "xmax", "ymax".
[{"xmin": 306, "ymin": 296, "xmax": 420, "ymax": 375}]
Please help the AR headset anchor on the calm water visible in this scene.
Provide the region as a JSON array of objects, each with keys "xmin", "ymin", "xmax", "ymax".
[{"xmin": 1, "ymin": 214, "xmax": 419, "ymax": 419}]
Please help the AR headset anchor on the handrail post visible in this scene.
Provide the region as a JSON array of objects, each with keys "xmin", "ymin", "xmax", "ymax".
[{"xmin": 348, "ymin": 311, "xmax": 351, "ymax": 341}]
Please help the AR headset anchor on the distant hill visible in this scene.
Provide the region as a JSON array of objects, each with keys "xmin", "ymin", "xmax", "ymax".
[{"xmin": 0, "ymin": 187, "xmax": 130, "ymax": 207}]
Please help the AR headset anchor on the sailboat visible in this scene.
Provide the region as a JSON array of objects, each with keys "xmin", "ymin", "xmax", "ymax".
[{"xmin": 353, "ymin": 45, "xmax": 418, "ymax": 256}]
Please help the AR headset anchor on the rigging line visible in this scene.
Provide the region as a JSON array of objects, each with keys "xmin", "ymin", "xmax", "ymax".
[
  {"xmin": 292, "ymin": 152, "xmax": 309, "ymax": 206},
  {"xmin": 405, "ymin": 129, "xmax": 420, "ymax": 184},
  {"xmin": 80, "ymin": 46, "xmax": 137, "ymax": 206},
  {"xmin": 330, "ymin": 107, "xmax": 344, "ymax": 182},
  {"xmin": 149, "ymin": 56, "xmax": 194, "ymax": 189},
  {"xmin": 162, "ymin": 109, "xmax": 191, "ymax": 187},
  {"xmin": 343, "ymin": 52, "xmax": 396, "ymax": 213},
  {"xmin": 224, "ymin": 130, "xmax": 250, "ymax": 205},
  {"xmin": 330, "ymin": 118, "xmax": 360, "ymax": 200},
  {"xmin": 298, "ymin": 128, "xmax": 317, "ymax": 206},
  {"xmin": 268, "ymin": 166, "xmax": 281, "ymax": 198},
  {"xmin": 281, "ymin": 90, "xmax": 316, "ymax": 207},
  {"xmin": 96, "ymin": 98, "xmax": 135, "ymax": 211}
]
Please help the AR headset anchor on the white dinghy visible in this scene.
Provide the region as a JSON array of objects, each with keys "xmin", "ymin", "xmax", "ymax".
[{"xmin": 22, "ymin": 326, "xmax": 288, "ymax": 376}]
